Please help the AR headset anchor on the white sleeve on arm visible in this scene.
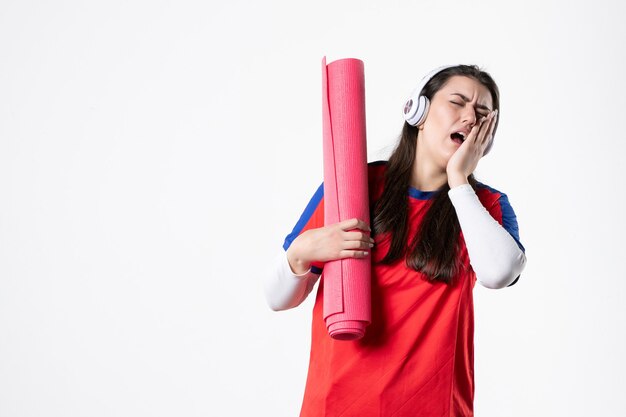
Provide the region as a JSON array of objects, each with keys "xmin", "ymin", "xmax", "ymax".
[
  {"xmin": 263, "ymin": 250, "xmax": 321, "ymax": 311},
  {"xmin": 448, "ymin": 184, "xmax": 527, "ymax": 289}
]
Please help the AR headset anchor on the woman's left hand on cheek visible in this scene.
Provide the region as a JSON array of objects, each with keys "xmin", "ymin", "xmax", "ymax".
[{"xmin": 446, "ymin": 110, "xmax": 498, "ymax": 188}]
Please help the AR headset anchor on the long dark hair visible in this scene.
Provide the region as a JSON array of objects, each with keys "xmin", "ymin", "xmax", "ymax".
[{"xmin": 372, "ymin": 65, "xmax": 500, "ymax": 285}]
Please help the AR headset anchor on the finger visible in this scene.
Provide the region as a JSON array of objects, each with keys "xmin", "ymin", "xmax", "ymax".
[
  {"xmin": 341, "ymin": 239, "xmax": 374, "ymax": 250},
  {"xmin": 482, "ymin": 117, "xmax": 496, "ymax": 147},
  {"xmin": 480, "ymin": 111, "xmax": 497, "ymax": 148},
  {"xmin": 476, "ymin": 112, "xmax": 495, "ymax": 149},
  {"xmin": 354, "ymin": 219, "xmax": 371, "ymax": 232},
  {"xmin": 343, "ymin": 231, "xmax": 374, "ymax": 243},
  {"xmin": 339, "ymin": 249, "xmax": 369, "ymax": 259},
  {"xmin": 476, "ymin": 112, "xmax": 495, "ymax": 145},
  {"xmin": 467, "ymin": 117, "xmax": 487, "ymax": 143},
  {"xmin": 338, "ymin": 218, "xmax": 359, "ymax": 230},
  {"xmin": 339, "ymin": 218, "xmax": 370, "ymax": 232},
  {"xmin": 487, "ymin": 109, "xmax": 498, "ymax": 139}
]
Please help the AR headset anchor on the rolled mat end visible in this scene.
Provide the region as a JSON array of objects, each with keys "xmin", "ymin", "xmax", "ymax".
[{"xmin": 328, "ymin": 320, "xmax": 367, "ymax": 341}]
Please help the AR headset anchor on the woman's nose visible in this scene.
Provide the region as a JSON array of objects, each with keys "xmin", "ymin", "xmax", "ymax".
[{"xmin": 462, "ymin": 108, "xmax": 478, "ymax": 127}]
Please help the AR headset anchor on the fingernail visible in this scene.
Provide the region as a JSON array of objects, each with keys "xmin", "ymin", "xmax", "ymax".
[{"xmin": 369, "ymin": 243, "xmax": 374, "ymax": 248}]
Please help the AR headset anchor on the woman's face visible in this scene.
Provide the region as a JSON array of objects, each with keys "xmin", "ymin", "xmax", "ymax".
[{"xmin": 417, "ymin": 75, "xmax": 494, "ymax": 169}]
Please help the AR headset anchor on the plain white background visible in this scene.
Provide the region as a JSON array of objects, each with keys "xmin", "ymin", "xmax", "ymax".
[{"xmin": 1, "ymin": 0, "xmax": 625, "ymax": 416}]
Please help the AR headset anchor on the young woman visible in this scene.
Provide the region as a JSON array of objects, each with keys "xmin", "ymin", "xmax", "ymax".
[{"xmin": 265, "ymin": 65, "xmax": 527, "ymax": 417}]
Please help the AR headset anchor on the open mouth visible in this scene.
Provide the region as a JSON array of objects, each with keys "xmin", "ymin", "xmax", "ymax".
[{"xmin": 450, "ymin": 132, "xmax": 466, "ymax": 145}]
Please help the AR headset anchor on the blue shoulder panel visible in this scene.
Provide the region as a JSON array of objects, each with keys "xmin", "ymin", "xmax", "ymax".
[
  {"xmin": 497, "ymin": 193, "xmax": 526, "ymax": 253},
  {"xmin": 282, "ymin": 182, "xmax": 324, "ymax": 251},
  {"xmin": 476, "ymin": 182, "xmax": 525, "ymax": 253}
]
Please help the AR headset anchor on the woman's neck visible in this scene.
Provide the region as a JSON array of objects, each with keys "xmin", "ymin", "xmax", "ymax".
[{"xmin": 411, "ymin": 155, "xmax": 448, "ymax": 192}]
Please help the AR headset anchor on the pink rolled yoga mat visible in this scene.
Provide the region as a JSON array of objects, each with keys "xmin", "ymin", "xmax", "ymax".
[{"xmin": 321, "ymin": 57, "xmax": 371, "ymax": 341}]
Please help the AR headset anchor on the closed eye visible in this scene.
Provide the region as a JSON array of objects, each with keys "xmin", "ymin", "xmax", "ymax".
[{"xmin": 451, "ymin": 101, "xmax": 488, "ymax": 118}]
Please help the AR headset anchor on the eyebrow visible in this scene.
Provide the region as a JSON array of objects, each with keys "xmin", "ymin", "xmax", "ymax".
[{"xmin": 450, "ymin": 93, "xmax": 492, "ymax": 112}]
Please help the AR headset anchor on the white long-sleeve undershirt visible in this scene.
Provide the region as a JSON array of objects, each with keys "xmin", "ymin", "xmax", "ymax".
[
  {"xmin": 264, "ymin": 184, "xmax": 527, "ymax": 311},
  {"xmin": 264, "ymin": 250, "xmax": 321, "ymax": 311},
  {"xmin": 448, "ymin": 184, "xmax": 526, "ymax": 289}
]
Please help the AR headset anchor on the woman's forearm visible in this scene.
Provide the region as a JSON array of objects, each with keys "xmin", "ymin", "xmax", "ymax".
[
  {"xmin": 263, "ymin": 250, "xmax": 321, "ymax": 311},
  {"xmin": 448, "ymin": 184, "xmax": 527, "ymax": 289}
]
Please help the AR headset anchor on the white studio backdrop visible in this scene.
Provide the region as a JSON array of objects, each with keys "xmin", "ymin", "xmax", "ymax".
[{"xmin": 1, "ymin": 0, "xmax": 625, "ymax": 416}]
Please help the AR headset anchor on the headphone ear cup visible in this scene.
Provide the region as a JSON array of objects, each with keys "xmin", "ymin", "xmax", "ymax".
[
  {"xmin": 404, "ymin": 95, "xmax": 430, "ymax": 126},
  {"xmin": 403, "ymin": 97, "xmax": 417, "ymax": 124},
  {"xmin": 414, "ymin": 96, "xmax": 430, "ymax": 127},
  {"xmin": 404, "ymin": 64, "xmax": 456, "ymax": 126}
]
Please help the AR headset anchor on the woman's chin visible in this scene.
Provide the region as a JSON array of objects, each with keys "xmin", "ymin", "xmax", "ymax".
[{"xmin": 440, "ymin": 148, "xmax": 457, "ymax": 165}]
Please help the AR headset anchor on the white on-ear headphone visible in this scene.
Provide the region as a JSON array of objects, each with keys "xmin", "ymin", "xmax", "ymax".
[
  {"xmin": 402, "ymin": 64, "xmax": 497, "ymax": 155},
  {"xmin": 403, "ymin": 65, "xmax": 456, "ymax": 127}
]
